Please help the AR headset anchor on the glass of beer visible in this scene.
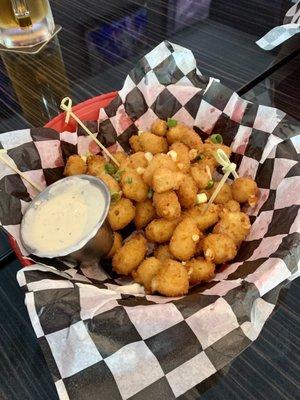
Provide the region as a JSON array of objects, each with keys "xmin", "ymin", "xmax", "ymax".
[{"xmin": 0, "ymin": 0, "xmax": 55, "ymax": 48}]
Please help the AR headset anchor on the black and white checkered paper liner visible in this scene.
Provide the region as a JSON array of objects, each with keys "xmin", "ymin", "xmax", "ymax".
[
  {"xmin": 0, "ymin": 41, "xmax": 299, "ymax": 399},
  {"xmin": 256, "ymin": 0, "xmax": 300, "ymax": 50}
]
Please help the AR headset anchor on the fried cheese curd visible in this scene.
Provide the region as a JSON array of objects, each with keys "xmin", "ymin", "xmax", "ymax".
[
  {"xmin": 154, "ymin": 244, "xmax": 175, "ymax": 261},
  {"xmin": 121, "ymin": 169, "xmax": 148, "ymax": 202},
  {"xmin": 139, "ymin": 131, "xmax": 168, "ymax": 154},
  {"xmin": 169, "ymin": 217, "xmax": 201, "ymax": 261},
  {"xmin": 64, "ymin": 119, "xmax": 259, "ymax": 296},
  {"xmin": 185, "ymin": 257, "xmax": 215, "ymax": 285},
  {"xmin": 134, "ymin": 199, "xmax": 156, "ymax": 230},
  {"xmin": 153, "ymin": 191, "xmax": 181, "ymax": 219},
  {"xmin": 112, "ymin": 234, "xmax": 147, "ymax": 275},
  {"xmin": 86, "ymin": 154, "xmax": 106, "ymax": 176},
  {"xmin": 108, "ymin": 198, "xmax": 135, "ymax": 230},
  {"xmin": 142, "ymin": 153, "xmax": 177, "ymax": 186},
  {"xmin": 105, "ymin": 232, "xmax": 122, "ymax": 259},
  {"xmin": 132, "ymin": 257, "xmax": 162, "ymax": 292},
  {"xmin": 151, "ymin": 259, "xmax": 189, "ymax": 296},
  {"xmin": 177, "ymin": 175, "xmax": 198, "ymax": 209},
  {"xmin": 145, "ymin": 218, "xmax": 180, "ymax": 243},
  {"xmin": 152, "ymin": 168, "xmax": 184, "ymax": 193},
  {"xmin": 203, "ymin": 233, "xmax": 237, "ymax": 264},
  {"xmin": 184, "ymin": 203, "xmax": 219, "ymax": 231},
  {"xmin": 166, "ymin": 124, "xmax": 202, "ymax": 150},
  {"xmin": 213, "ymin": 209, "xmax": 251, "ymax": 245},
  {"xmin": 64, "ymin": 154, "xmax": 87, "ymax": 176},
  {"xmin": 169, "ymin": 142, "xmax": 190, "ymax": 173},
  {"xmin": 231, "ymin": 177, "xmax": 259, "ymax": 207},
  {"xmin": 222, "ymin": 199, "xmax": 241, "ymax": 212},
  {"xmin": 208, "ymin": 182, "xmax": 232, "ymax": 204},
  {"xmin": 151, "ymin": 119, "xmax": 168, "ymax": 136}
]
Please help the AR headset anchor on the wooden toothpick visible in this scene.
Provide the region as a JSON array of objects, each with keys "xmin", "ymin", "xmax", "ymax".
[
  {"xmin": 0, "ymin": 150, "xmax": 42, "ymax": 192},
  {"xmin": 205, "ymin": 149, "xmax": 239, "ymax": 211},
  {"xmin": 60, "ymin": 97, "xmax": 120, "ymax": 167}
]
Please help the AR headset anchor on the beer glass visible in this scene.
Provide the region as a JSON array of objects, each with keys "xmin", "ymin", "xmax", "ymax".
[
  {"xmin": 1, "ymin": 36, "xmax": 70, "ymax": 126},
  {"xmin": 0, "ymin": 0, "xmax": 55, "ymax": 48}
]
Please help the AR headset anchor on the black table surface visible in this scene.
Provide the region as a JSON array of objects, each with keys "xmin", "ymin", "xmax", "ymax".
[{"xmin": 0, "ymin": 1, "xmax": 299, "ymax": 399}]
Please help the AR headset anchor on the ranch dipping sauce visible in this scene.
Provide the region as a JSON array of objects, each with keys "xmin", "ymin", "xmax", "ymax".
[{"xmin": 21, "ymin": 176, "xmax": 111, "ymax": 258}]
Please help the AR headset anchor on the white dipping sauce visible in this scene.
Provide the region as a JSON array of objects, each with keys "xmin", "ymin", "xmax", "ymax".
[{"xmin": 22, "ymin": 178, "xmax": 105, "ymax": 255}]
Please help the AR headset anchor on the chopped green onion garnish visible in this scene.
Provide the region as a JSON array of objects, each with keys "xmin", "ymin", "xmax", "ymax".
[
  {"xmin": 206, "ymin": 180, "xmax": 214, "ymax": 190},
  {"xmin": 167, "ymin": 118, "xmax": 177, "ymax": 128},
  {"xmin": 210, "ymin": 134, "xmax": 223, "ymax": 144},
  {"xmin": 147, "ymin": 188, "xmax": 154, "ymax": 199},
  {"xmin": 125, "ymin": 177, "xmax": 133, "ymax": 184},
  {"xmin": 105, "ymin": 163, "xmax": 117, "ymax": 175},
  {"xmin": 194, "ymin": 154, "xmax": 204, "ymax": 162},
  {"xmin": 114, "ymin": 170, "xmax": 124, "ymax": 182},
  {"xmin": 111, "ymin": 191, "xmax": 122, "ymax": 203}
]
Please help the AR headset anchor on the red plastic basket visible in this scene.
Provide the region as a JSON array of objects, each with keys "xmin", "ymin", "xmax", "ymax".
[{"xmin": 9, "ymin": 92, "xmax": 118, "ymax": 267}]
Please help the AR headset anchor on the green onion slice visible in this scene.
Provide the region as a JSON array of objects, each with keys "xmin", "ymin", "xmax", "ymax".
[
  {"xmin": 167, "ymin": 118, "xmax": 177, "ymax": 128},
  {"xmin": 105, "ymin": 163, "xmax": 118, "ymax": 175},
  {"xmin": 194, "ymin": 154, "xmax": 204, "ymax": 162},
  {"xmin": 114, "ymin": 170, "xmax": 124, "ymax": 182},
  {"xmin": 210, "ymin": 134, "xmax": 223, "ymax": 144},
  {"xmin": 205, "ymin": 180, "xmax": 214, "ymax": 190},
  {"xmin": 110, "ymin": 191, "xmax": 122, "ymax": 203}
]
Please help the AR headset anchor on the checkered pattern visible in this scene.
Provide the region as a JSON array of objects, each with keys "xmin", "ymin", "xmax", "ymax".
[
  {"xmin": 1, "ymin": 41, "xmax": 299, "ymax": 399},
  {"xmin": 256, "ymin": 1, "xmax": 300, "ymax": 50}
]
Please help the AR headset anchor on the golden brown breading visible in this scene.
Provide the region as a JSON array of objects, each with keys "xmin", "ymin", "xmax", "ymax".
[
  {"xmin": 105, "ymin": 232, "xmax": 122, "ymax": 259},
  {"xmin": 169, "ymin": 217, "xmax": 201, "ymax": 261},
  {"xmin": 170, "ymin": 142, "xmax": 190, "ymax": 173},
  {"xmin": 181, "ymin": 127, "xmax": 202, "ymax": 150},
  {"xmin": 139, "ymin": 132, "xmax": 168, "ymax": 154},
  {"xmin": 145, "ymin": 218, "xmax": 180, "ymax": 243},
  {"xmin": 166, "ymin": 124, "xmax": 185, "ymax": 144},
  {"xmin": 231, "ymin": 177, "xmax": 259, "ymax": 207},
  {"xmin": 134, "ymin": 199, "xmax": 156, "ymax": 230},
  {"xmin": 142, "ymin": 154, "xmax": 178, "ymax": 186},
  {"xmin": 190, "ymin": 164, "xmax": 211, "ymax": 190},
  {"xmin": 129, "ymin": 135, "xmax": 143, "ymax": 152},
  {"xmin": 128, "ymin": 152, "xmax": 148, "ymax": 169},
  {"xmin": 152, "ymin": 168, "xmax": 184, "ymax": 193},
  {"xmin": 202, "ymin": 141, "xmax": 232, "ymax": 160},
  {"xmin": 86, "ymin": 154, "xmax": 106, "ymax": 176},
  {"xmin": 99, "ymin": 173, "xmax": 120, "ymax": 193},
  {"xmin": 184, "ymin": 203, "xmax": 219, "ymax": 231},
  {"xmin": 153, "ymin": 191, "xmax": 181, "ymax": 219},
  {"xmin": 203, "ymin": 233, "xmax": 237, "ymax": 264},
  {"xmin": 222, "ymin": 199, "xmax": 241, "ymax": 212},
  {"xmin": 213, "ymin": 209, "xmax": 251, "ymax": 245},
  {"xmin": 167, "ymin": 124, "xmax": 202, "ymax": 150},
  {"xmin": 208, "ymin": 183, "xmax": 232, "ymax": 204},
  {"xmin": 121, "ymin": 170, "xmax": 148, "ymax": 202},
  {"xmin": 112, "ymin": 234, "xmax": 147, "ymax": 275},
  {"xmin": 154, "ymin": 244, "xmax": 175, "ymax": 261},
  {"xmin": 108, "ymin": 198, "xmax": 135, "ymax": 230},
  {"xmin": 132, "ymin": 257, "xmax": 162, "ymax": 291},
  {"xmin": 185, "ymin": 257, "xmax": 215, "ymax": 284},
  {"xmin": 195, "ymin": 234, "xmax": 207, "ymax": 256},
  {"xmin": 151, "ymin": 119, "xmax": 168, "ymax": 136},
  {"xmin": 113, "ymin": 151, "xmax": 128, "ymax": 165},
  {"xmin": 151, "ymin": 259, "xmax": 189, "ymax": 296},
  {"xmin": 177, "ymin": 175, "xmax": 198, "ymax": 208},
  {"xmin": 64, "ymin": 155, "xmax": 87, "ymax": 176}
]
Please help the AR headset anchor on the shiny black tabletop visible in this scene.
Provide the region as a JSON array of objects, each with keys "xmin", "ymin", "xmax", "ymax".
[{"xmin": 0, "ymin": 1, "xmax": 299, "ymax": 399}]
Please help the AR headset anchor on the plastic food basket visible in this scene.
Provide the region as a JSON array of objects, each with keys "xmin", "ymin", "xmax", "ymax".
[{"xmin": 8, "ymin": 92, "xmax": 117, "ymax": 267}]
